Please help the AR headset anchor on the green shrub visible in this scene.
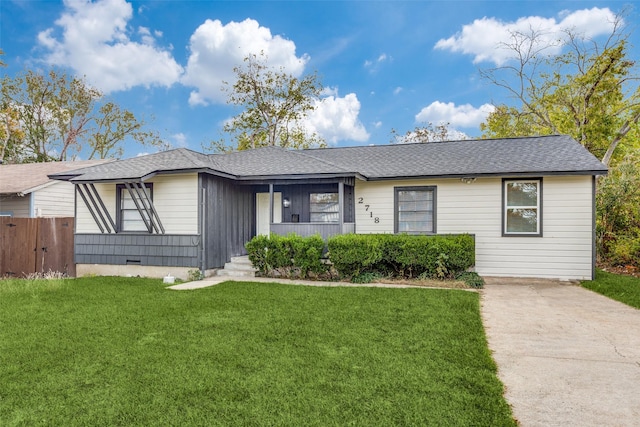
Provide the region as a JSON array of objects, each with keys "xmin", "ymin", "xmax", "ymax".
[
  {"xmin": 608, "ymin": 234, "xmax": 640, "ymax": 266},
  {"xmin": 328, "ymin": 233, "xmax": 475, "ymax": 280},
  {"xmin": 187, "ymin": 269, "xmax": 204, "ymax": 281},
  {"xmin": 289, "ymin": 233, "xmax": 327, "ymax": 277},
  {"xmin": 245, "ymin": 233, "xmax": 327, "ymax": 278},
  {"xmin": 456, "ymin": 271, "xmax": 484, "ymax": 289},
  {"xmin": 245, "ymin": 234, "xmax": 273, "ymax": 275},
  {"xmin": 327, "ymin": 234, "xmax": 384, "ymax": 277}
]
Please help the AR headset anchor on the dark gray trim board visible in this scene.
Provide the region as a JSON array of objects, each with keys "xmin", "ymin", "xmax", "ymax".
[
  {"xmin": 393, "ymin": 185, "xmax": 437, "ymax": 234},
  {"xmin": 592, "ymin": 175, "xmax": 597, "ymax": 281}
]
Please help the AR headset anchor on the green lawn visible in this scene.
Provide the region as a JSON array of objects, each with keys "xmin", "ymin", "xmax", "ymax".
[
  {"xmin": 582, "ymin": 270, "xmax": 640, "ymax": 309},
  {"xmin": 0, "ymin": 277, "xmax": 514, "ymax": 426}
]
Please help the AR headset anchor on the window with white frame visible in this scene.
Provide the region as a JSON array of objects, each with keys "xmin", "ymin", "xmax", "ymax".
[
  {"xmin": 117, "ymin": 184, "xmax": 153, "ymax": 232},
  {"xmin": 503, "ymin": 179, "xmax": 541, "ymax": 236},
  {"xmin": 310, "ymin": 193, "xmax": 339, "ymax": 222},
  {"xmin": 395, "ymin": 186, "xmax": 436, "ymax": 234}
]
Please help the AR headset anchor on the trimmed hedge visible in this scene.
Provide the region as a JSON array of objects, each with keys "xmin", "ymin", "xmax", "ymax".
[
  {"xmin": 246, "ymin": 233, "xmax": 475, "ymax": 282},
  {"xmin": 245, "ymin": 233, "xmax": 327, "ymax": 279},
  {"xmin": 327, "ymin": 233, "xmax": 475, "ymax": 280}
]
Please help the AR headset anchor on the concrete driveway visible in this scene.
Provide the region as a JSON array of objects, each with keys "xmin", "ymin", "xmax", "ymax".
[{"xmin": 481, "ymin": 278, "xmax": 640, "ymax": 427}]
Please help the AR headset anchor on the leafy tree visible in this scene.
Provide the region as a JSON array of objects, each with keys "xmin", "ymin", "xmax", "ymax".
[
  {"xmin": 391, "ymin": 122, "xmax": 465, "ymax": 143},
  {"xmin": 596, "ymin": 151, "xmax": 640, "ymax": 266},
  {"xmin": 479, "ymin": 15, "xmax": 640, "ymax": 166},
  {"xmin": 211, "ymin": 52, "xmax": 325, "ymax": 152},
  {"xmin": 0, "ymin": 68, "xmax": 164, "ymax": 163}
]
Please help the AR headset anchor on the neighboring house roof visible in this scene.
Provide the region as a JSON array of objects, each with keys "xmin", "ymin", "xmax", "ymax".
[
  {"xmin": 50, "ymin": 135, "xmax": 608, "ymax": 183},
  {"xmin": 0, "ymin": 160, "xmax": 112, "ymax": 195}
]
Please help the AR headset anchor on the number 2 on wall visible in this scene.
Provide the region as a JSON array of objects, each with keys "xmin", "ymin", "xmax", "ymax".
[{"xmin": 358, "ymin": 197, "xmax": 379, "ymax": 224}]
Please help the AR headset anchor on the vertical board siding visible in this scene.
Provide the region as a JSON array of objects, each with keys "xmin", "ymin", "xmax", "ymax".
[
  {"xmin": 278, "ymin": 183, "xmax": 355, "ymax": 223},
  {"xmin": 202, "ymin": 175, "xmax": 255, "ymax": 269},
  {"xmin": 354, "ymin": 176, "xmax": 594, "ymax": 280}
]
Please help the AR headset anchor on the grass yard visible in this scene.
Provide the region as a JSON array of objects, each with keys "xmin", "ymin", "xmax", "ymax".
[
  {"xmin": 0, "ymin": 277, "xmax": 514, "ymax": 426},
  {"xmin": 582, "ymin": 269, "xmax": 640, "ymax": 309}
]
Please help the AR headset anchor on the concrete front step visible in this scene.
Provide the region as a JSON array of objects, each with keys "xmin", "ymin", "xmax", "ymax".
[
  {"xmin": 215, "ymin": 255, "xmax": 257, "ymax": 278},
  {"xmin": 216, "ymin": 269, "xmax": 257, "ymax": 277}
]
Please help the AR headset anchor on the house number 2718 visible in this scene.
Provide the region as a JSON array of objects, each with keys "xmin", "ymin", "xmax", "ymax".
[{"xmin": 358, "ymin": 197, "xmax": 379, "ymax": 223}]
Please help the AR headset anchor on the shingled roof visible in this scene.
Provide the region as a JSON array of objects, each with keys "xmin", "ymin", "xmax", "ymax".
[
  {"xmin": 50, "ymin": 135, "xmax": 607, "ymax": 183},
  {"xmin": 0, "ymin": 160, "xmax": 111, "ymax": 195}
]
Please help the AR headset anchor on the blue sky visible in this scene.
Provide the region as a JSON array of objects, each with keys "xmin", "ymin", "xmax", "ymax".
[{"xmin": 1, "ymin": 0, "xmax": 636, "ymax": 159}]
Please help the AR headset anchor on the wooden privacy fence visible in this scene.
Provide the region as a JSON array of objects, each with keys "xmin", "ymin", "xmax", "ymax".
[{"xmin": 0, "ymin": 217, "xmax": 75, "ymax": 277}]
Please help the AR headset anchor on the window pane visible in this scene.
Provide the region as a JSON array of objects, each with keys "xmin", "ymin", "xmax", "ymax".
[
  {"xmin": 120, "ymin": 185, "xmax": 152, "ymax": 232},
  {"xmin": 310, "ymin": 193, "xmax": 338, "ymax": 204},
  {"xmin": 310, "ymin": 212, "xmax": 339, "ymax": 223},
  {"xmin": 507, "ymin": 182, "xmax": 538, "ymax": 207},
  {"xmin": 310, "ymin": 193, "xmax": 339, "ymax": 223},
  {"xmin": 506, "ymin": 208, "xmax": 538, "ymax": 233},
  {"xmin": 396, "ymin": 188, "xmax": 435, "ymax": 233},
  {"xmin": 398, "ymin": 190, "xmax": 432, "ymax": 202}
]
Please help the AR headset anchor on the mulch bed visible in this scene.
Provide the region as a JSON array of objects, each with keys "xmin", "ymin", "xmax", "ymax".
[{"xmin": 598, "ymin": 263, "xmax": 640, "ymax": 278}]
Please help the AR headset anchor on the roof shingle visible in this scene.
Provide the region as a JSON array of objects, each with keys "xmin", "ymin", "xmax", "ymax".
[{"xmin": 49, "ymin": 135, "xmax": 607, "ymax": 183}]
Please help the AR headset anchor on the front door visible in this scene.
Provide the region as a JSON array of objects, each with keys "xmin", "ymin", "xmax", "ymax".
[{"xmin": 256, "ymin": 192, "xmax": 282, "ymax": 236}]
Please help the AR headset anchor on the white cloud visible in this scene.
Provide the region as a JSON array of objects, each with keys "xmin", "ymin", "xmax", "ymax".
[
  {"xmin": 182, "ymin": 18, "xmax": 308, "ymax": 106},
  {"xmin": 415, "ymin": 101, "xmax": 495, "ymax": 128},
  {"xmin": 434, "ymin": 7, "xmax": 618, "ymax": 65},
  {"xmin": 364, "ymin": 53, "xmax": 390, "ymax": 72},
  {"xmin": 171, "ymin": 133, "xmax": 188, "ymax": 148},
  {"xmin": 305, "ymin": 93, "xmax": 370, "ymax": 144},
  {"xmin": 393, "ymin": 87, "xmax": 403, "ymax": 95},
  {"xmin": 37, "ymin": 0, "xmax": 183, "ymax": 93}
]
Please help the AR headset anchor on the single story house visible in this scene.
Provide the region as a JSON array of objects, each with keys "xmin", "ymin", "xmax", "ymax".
[
  {"xmin": 50, "ymin": 135, "xmax": 608, "ymax": 280},
  {"xmin": 0, "ymin": 160, "xmax": 110, "ymax": 217}
]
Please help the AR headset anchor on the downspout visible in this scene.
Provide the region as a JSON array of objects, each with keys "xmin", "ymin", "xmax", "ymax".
[
  {"xmin": 200, "ymin": 179, "xmax": 206, "ymax": 274},
  {"xmin": 269, "ymin": 184, "xmax": 274, "ymax": 233},
  {"xmin": 338, "ymin": 181, "xmax": 344, "ymax": 233},
  {"xmin": 29, "ymin": 192, "xmax": 35, "ymax": 217}
]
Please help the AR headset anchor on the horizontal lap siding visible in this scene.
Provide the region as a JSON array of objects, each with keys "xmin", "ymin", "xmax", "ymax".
[
  {"xmin": 354, "ymin": 176, "xmax": 594, "ymax": 280},
  {"xmin": 75, "ymin": 173, "xmax": 198, "ymax": 234},
  {"xmin": 33, "ymin": 181, "xmax": 75, "ymax": 217},
  {"xmin": 76, "ymin": 183, "xmax": 115, "ymax": 233},
  {"xmin": 74, "ymin": 174, "xmax": 200, "ymax": 268},
  {"xmin": 0, "ymin": 195, "xmax": 30, "ymax": 217},
  {"xmin": 152, "ymin": 174, "xmax": 198, "ymax": 234}
]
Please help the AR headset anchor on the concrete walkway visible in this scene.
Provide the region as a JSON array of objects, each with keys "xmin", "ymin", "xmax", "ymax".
[{"xmin": 481, "ymin": 278, "xmax": 640, "ymax": 427}]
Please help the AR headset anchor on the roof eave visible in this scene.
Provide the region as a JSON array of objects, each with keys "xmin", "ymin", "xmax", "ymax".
[
  {"xmin": 67, "ymin": 167, "xmax": 239, "ymax": 184},
  {"xmin": 365, "ymin": 169, "xmax": 608, "ymax": 181}
]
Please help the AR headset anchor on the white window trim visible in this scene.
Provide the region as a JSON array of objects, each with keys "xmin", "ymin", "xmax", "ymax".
[{"xmin": 503, "ymin": 178, "xmax": 542, "ymax": 237}]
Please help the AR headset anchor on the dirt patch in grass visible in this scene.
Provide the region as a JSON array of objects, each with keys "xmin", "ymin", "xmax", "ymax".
[
  {"xmin": 372, "ymin": 277, "xmax": 471, "ymax": 289},
  {"xmin": 598, "ymin": 263, "xmax": 640, "ymax": 278}
]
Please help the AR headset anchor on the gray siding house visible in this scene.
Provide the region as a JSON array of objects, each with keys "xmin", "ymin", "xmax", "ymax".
[{"xmin": 50, "ymin": 135, "xmax": 608, "ymax": 280}]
